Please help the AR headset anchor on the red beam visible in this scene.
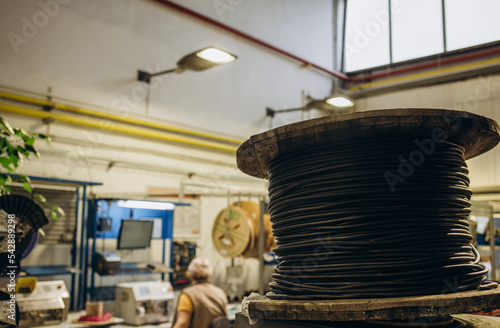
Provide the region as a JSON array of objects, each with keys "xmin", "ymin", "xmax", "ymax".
[
  {"xmin": 151, "ymin": 0, "xmax": 349, "ymax": 81},
  {"xmin": 350, "ymin": 47, "xmax": 500, "ymax": 83}
]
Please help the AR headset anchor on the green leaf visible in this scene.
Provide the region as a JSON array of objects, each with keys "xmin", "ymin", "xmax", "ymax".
[
  {"xmin": 33, "ymin": 193, "xmax": 47, "ymax": 203},
  {"xmin": 25, "ymin": 137, "xmax": 36, "ymax": 146},
  {"xmin": 24, "ymin": 144, "xmax": 39, "ymax": 157},
  {"xmin": 0, "ymin": 185, "xmax": 12, "ymax": 195},
  {"xmin": 16, "ymin": 146, "xmax": 30, "ymax": 158},
  {"xmin": 0, "ymin": 173, "xmax": 12, "ymax": 184},
  {"xmin": 0, "ymin": 157, "xmax": 13, "ymax": 170},
  {"xmin": 11, "ymin": 148, "xmax": 19, "ymax": 158},
  {"xmin": 50, "ymin": 211, "xmax": 59, "ymax": 220},
  {"xmin": 23, "ymin": 182, "xmax": 32, "ymax": 194},
  {"xmin": 4, "ymin": 144, "xmax": 14, "ymax": 157},
  {"xmin": 0, "ymin": 118, "xmax": 14, "ymax": 135},
  {"xmin": 14, "ymin": 128, "xmax": 29, "ymax": 139},
  {"xmin": 51, "ymin": 205, "xmax": 65, "ymax": 217},
  {"xmin": 8, "ymin": 154, "xmax": 19, "ymax": 168},
  {"xmin": 36, "ymin": 133, "xmax": 50, "ymax": 141},
  {"xmin": 19, "ymin": 174, "xmax": 31, "ymax": 184}
]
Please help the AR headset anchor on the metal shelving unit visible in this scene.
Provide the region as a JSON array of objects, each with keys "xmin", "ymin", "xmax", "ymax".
[{"xmin": 7, "ymin": 174, "xmax": 102, "ymax": 311}]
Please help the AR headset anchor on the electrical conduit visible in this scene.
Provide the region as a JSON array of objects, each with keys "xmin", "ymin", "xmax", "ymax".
[
  {"xmin": 0, "ymin": 91, "xmax": 243, "ymax": 145},
  {"xmin": 0, "ymin": 103, "xmax": 238, "ymax": 153}
]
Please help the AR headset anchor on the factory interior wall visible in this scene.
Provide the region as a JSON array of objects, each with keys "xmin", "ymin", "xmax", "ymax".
[
  {"xmin": 0, "ymin": 0, "xmax": 334, "ymax": 137},
  {"xmin": 354, "ymin": 75, "xmax": 500, "ymax": 198},
  {"xmin": 0, "ymin": 0, "xmax": 335, "ymax": 293},
  {"xmin": 3, "ymin": 0, "xmax": 500, "ymax": 296}
]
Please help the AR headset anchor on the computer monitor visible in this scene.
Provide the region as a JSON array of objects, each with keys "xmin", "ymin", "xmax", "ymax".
[{"xmin": 117, "ymin": 219, "xmax": 154, "ymax": 250}]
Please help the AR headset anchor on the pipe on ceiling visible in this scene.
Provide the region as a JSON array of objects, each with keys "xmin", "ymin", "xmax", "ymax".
[
  {"xmin": 38, "ymin": 149, "xmax": 262, "ymax": 184},
  {"xmin": 350, "ymin": 46, "xmax": 500, "ymax": 83},
  {"xmin": 150, "ymin": 0, "xmax": 349, "ymax": 81},
  {"xmin": 0, "ymin": 91, "xmax": 242, "ymax": 145},
  {"xmin": 349, "ymin": 56, "xmax": 500, "ymax": 92},
  {"xmin": 0, "ymin": 103, "xmax": 238, "ymax": 153},
  {"xmin": 51, "ymin": 135, "xmax": 234, "ymax": 167}
]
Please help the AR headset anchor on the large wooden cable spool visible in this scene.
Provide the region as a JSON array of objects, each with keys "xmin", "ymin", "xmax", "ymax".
[
  {"xmin": 264, "ymin": 213, "xmax": 276, "ymax": 252},
  {"xmin": 212, "ymin": 201, "xmax": 276, "ymax": 258},
  {"xmin": 236, "ymin": 108, "xmax": 500, "ymax": 322},
  {"xmin": 237, "ymin": 201, "xmax": 258, "ymax": 258},
  {"xmin": 212, "ymin": 206, "xmax": 251, "ymax": 258}
]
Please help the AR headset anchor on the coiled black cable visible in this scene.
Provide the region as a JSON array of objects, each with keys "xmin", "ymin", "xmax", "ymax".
[{"xmin": 267, "ymin": 138, "xmax": 497, "ymax": 300}]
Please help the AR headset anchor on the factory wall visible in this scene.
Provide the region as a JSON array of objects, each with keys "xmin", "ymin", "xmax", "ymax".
[
  {"xmin": 0, "ymin": 0, "xmax": 335, "ymax": 294},
  {"xmin": 7, "ymin": 0, "xmax": 499, "ymax": 298},
  {"xmin": 0, "ymin": 0, "xmax": 334, "ymax": 137},
  {"xmin": 354, "ymin": 75, "xmax": 500, "ymax": 191}
]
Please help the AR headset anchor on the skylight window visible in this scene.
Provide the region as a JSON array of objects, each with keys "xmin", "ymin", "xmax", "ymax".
[{"xmin": 343, "ymin": 0, "xmax": 500, "ymax": 72}]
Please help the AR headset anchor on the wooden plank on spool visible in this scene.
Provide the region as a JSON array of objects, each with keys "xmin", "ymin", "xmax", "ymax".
[{"xmin": 247, "ymin": 288, "xmax": 500, "ymax": 322}]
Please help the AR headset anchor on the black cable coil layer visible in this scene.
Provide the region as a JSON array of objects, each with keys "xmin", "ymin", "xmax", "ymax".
[{"xmin": 267, "ymin": 137, "xmax": 498, "ymax": 300}]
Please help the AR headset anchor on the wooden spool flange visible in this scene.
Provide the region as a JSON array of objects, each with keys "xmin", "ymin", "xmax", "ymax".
[
  {"xmin": 246, "ymin": 289, "xmax": 500, "ymax": 322},
  {"xmin": 237, "ymin": 108, "xmax": 500, "ymax": 179}
]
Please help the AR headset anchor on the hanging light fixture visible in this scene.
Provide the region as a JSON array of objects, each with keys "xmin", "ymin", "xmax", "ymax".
[
  {"xmin": 138, "ymin": 46, "xmax": 237, "ymax": 83},
  {"xmin": 116, "ymin": 200, "xmax": 175, "ymax": 210},
  {"xmin": 266, "ymin": 94, "xmax": 355, "ymax": 118},
  {"xmin": 325, "ymin": 95, "xmax": 354, "ymax": 108}
]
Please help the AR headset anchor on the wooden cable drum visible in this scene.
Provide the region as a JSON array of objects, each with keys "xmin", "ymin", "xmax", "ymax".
[
  {"xmin": 212, "ymin": 201, "xmax": 276, "ymax": 258},
  {"xmin": 212, "ymin": 206, "xmax": 251, "ymax": 258},
  {"xmin": 264, "ymin": 213, "xmax": 277, "ymax": 252},
  {"xmin": 236, "ymin": 108, "xmax": 500, "ymax": 321},
  {"xmin": 234, "ymin": 201, "xmax": 276, "ymax": 258},
  {"xmin": 235, "ymin": 201, "xmax": 259, "ymax": 258}
]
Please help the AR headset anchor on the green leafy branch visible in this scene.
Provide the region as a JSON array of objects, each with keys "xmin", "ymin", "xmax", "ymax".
[{"xmin": 0, "ymin": 117, "xmax": 65, "ymax": 220}]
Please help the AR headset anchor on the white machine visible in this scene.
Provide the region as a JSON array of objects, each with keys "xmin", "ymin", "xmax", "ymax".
[
  {"xmin": 16, "ymin": 280, "xmax": 69, "ymax": 327},
  {"xmin": 115, "ymin": 281, "xmax": 175, "ymax": 326}
]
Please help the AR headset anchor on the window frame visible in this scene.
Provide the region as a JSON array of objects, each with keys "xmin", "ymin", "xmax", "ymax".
[{"xmin": 341, "ymin": 0, "xmax": 500, "ymax": 73}]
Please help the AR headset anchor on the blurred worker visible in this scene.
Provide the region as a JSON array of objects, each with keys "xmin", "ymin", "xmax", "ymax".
[{"xmin": 173, "ymin": 258, "xmax": 228, "ymax": 328}]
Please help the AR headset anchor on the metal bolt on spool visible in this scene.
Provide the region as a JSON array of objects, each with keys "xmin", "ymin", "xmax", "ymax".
[{"xmin": 236, "ymin": 109, "xmax": 500, "ymax": 326}]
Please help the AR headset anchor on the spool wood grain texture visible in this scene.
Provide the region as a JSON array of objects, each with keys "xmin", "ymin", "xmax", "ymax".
[
  {"xmin": 235, "ymin": 312, "xmax": 500, "ymax": 328},
  {"xmin": 246, "ymin": 289, "xmax": 500, "ymax": 322},
  {"xmin": 237, "ymin": 108, "xmax": 500, "ymax": 179}
]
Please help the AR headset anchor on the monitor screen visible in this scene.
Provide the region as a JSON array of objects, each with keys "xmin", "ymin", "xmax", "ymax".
[{"xmin": 117, "ymin": 219, "xmax": 154, "ymax": 250}]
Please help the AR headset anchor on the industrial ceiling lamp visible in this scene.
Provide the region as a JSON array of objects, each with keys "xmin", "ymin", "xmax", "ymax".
[
  {"xmin": 116, "ymin": 200, "xmax": 175, "ymax": 210},
  {"xmin": 137, "ymin": 46, "xmax": 237, "ymax": 83},
  {"xmin": 325, "ymin": 95, "xmax": 354, "ymax": 108},
  {"xmin": 266, "ymin": 94, "xmax": 355, "ymax": 118},
  {"xmin": 322, "ymin": 81, "xmax": 355, "ymax": 110}
]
